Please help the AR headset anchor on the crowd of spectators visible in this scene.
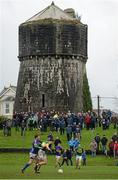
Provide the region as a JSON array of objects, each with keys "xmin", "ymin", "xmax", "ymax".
[
  {"xmin": 2, "ymin": 109, "xmax": 118, "ymax": 158},
  {"xmin": 3, "ymin": 109, "xmax": 118, "ymax": 136},
  {"xmin": 91, "ymin": 132, "xmax": 118, "ymax": 158}
]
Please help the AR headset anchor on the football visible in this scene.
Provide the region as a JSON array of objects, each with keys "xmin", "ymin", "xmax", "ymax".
[{"xmin": 58, "ymin": 169, "xmax": 63, "ymax": 173}]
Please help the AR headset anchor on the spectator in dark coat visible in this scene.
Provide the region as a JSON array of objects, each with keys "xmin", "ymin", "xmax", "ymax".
[
  {"xmin": 95, "ymin": 133, "xmax": 101, "ymax": 152},
  {"xmin": 59, "ymin": 118, "xmax": 66, "ymax": 135},
  {"xmin": 66, "ymin": 149, "xmax": 73, "ymax": 166},
  {"xmin": 108, "ymin": 139, "xmax": 114, "ymax": 158},
  {"xmin": 61, "ymin": 149, "xmax": 68, "ymax": 166},
  {"xmin": 66, "ymin": 125, "xmax": 72, "ymax": 141},
  {"xmin": 91, "ymin": 113, "xmax": 96, "ymax": 130},
  {"xmin": 101, "ymin": 135, "xmax": 108, "ymax": 156},
  {"xmin": 21, "ymin": 119, "xmax": 26, "ymax": 136},
  {"xmin": 6, "ymin": 119, "xmax": 12, "ymax": 136},
  {"xmin": 112, "ymin": 132, "xmax": 118, "ymax": 142}
]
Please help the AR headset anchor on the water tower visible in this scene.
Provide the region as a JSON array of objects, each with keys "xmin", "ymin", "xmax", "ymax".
[{"xmin": 14, "ymin": 2, "xmax": 91, "ymax": 112}]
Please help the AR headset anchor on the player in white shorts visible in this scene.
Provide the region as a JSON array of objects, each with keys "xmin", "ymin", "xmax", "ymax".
[
  {"xmin": 34, "ymin": 141, "xmax": 52, "ymax": 173},
  {"xmin": 75, "ymin": 148, "xmax": 82, "ymax": 169}
]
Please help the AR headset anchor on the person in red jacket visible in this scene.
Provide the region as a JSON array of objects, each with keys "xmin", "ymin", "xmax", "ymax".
[
  {"xmin": 85, "ymin": 113, "xmax": 91, "ymax": 130},
  {"xmin": 108, "ymin": 139, "xmax": 114, "ymax": 158},
  {"xmin": 113, "ymin": 140, "xmax": 118, "ymax": 158}
]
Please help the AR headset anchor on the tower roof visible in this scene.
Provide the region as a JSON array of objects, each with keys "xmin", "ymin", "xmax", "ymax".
[{"xmin": 26, "ymin": 2, "xmax": 76, "ymax": 23}]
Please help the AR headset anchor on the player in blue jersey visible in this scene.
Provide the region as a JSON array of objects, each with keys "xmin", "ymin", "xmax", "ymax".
[
  {"xmin": 55, "ymin": 144, "xmax": 63, "ymax": 167},
  {"xmin": 21, "ymin": 134, "xmax": 41, "ymax": 173}
]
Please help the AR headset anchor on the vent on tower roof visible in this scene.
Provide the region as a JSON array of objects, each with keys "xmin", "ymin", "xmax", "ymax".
[{"xmin": 64, "ymin": 8, "xmax": 76, "ymax": 18}]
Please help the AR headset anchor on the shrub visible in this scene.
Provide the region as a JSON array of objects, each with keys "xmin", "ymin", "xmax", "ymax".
[
  {"xmin": 82, "ymin": 72, "xmax": 92, "ymax": 112},
  {"xmin": 0, "ymin": 116, "xmax": 6, "ymax": 129}
]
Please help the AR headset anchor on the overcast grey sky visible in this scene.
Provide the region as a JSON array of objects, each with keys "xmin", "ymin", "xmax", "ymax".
[{"xmin": 0, "ymin": 0, "xmax": 118, "ymax": 111}]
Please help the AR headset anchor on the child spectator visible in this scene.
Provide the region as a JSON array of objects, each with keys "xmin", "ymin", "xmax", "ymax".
[{"xmin": 82, "ymin": 149, "xmax": 87, "ymax": 166}]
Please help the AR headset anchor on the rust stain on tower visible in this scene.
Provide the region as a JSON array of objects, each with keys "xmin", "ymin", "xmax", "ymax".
[{"xmin": 14, "ymin": 2, "xmax": 88, "ymax": 112}]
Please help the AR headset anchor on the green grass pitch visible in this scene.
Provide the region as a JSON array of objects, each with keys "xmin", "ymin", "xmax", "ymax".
[
  {"xmin": 0, "ymin": 126, "xmax": 118, "ymax": 179},
  {"xmin": 0, "ymin": 153, "xmax": 118, "ymax": 179}
]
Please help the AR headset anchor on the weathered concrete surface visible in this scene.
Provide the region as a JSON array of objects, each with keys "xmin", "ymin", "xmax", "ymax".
[
  {"xmin": 14, "ymin": 3, "xmax": 89, "ymax": 112},
  {"xmin": 15, "ymin": 56, "xmax": 85, "ymax": 112},
  {"xmin": 19, "ymin": 23, "xmax": 87, "ymax": 57}
]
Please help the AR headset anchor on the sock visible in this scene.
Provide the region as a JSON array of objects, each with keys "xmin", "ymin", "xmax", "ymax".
[
  {"xmin": 22, "ymin": 163, "xmax": 30, "ymax": 171},
  {"xmin": 34, "ymin": 164, "xmax": 38, "ymax": 172},
  {"xmin": 58, "ymin": 162, "xmax": 61, "ymax": 167},
  {"xmin": 37, "ymin": 165, "xmax": 41, "ymax": 171}
]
